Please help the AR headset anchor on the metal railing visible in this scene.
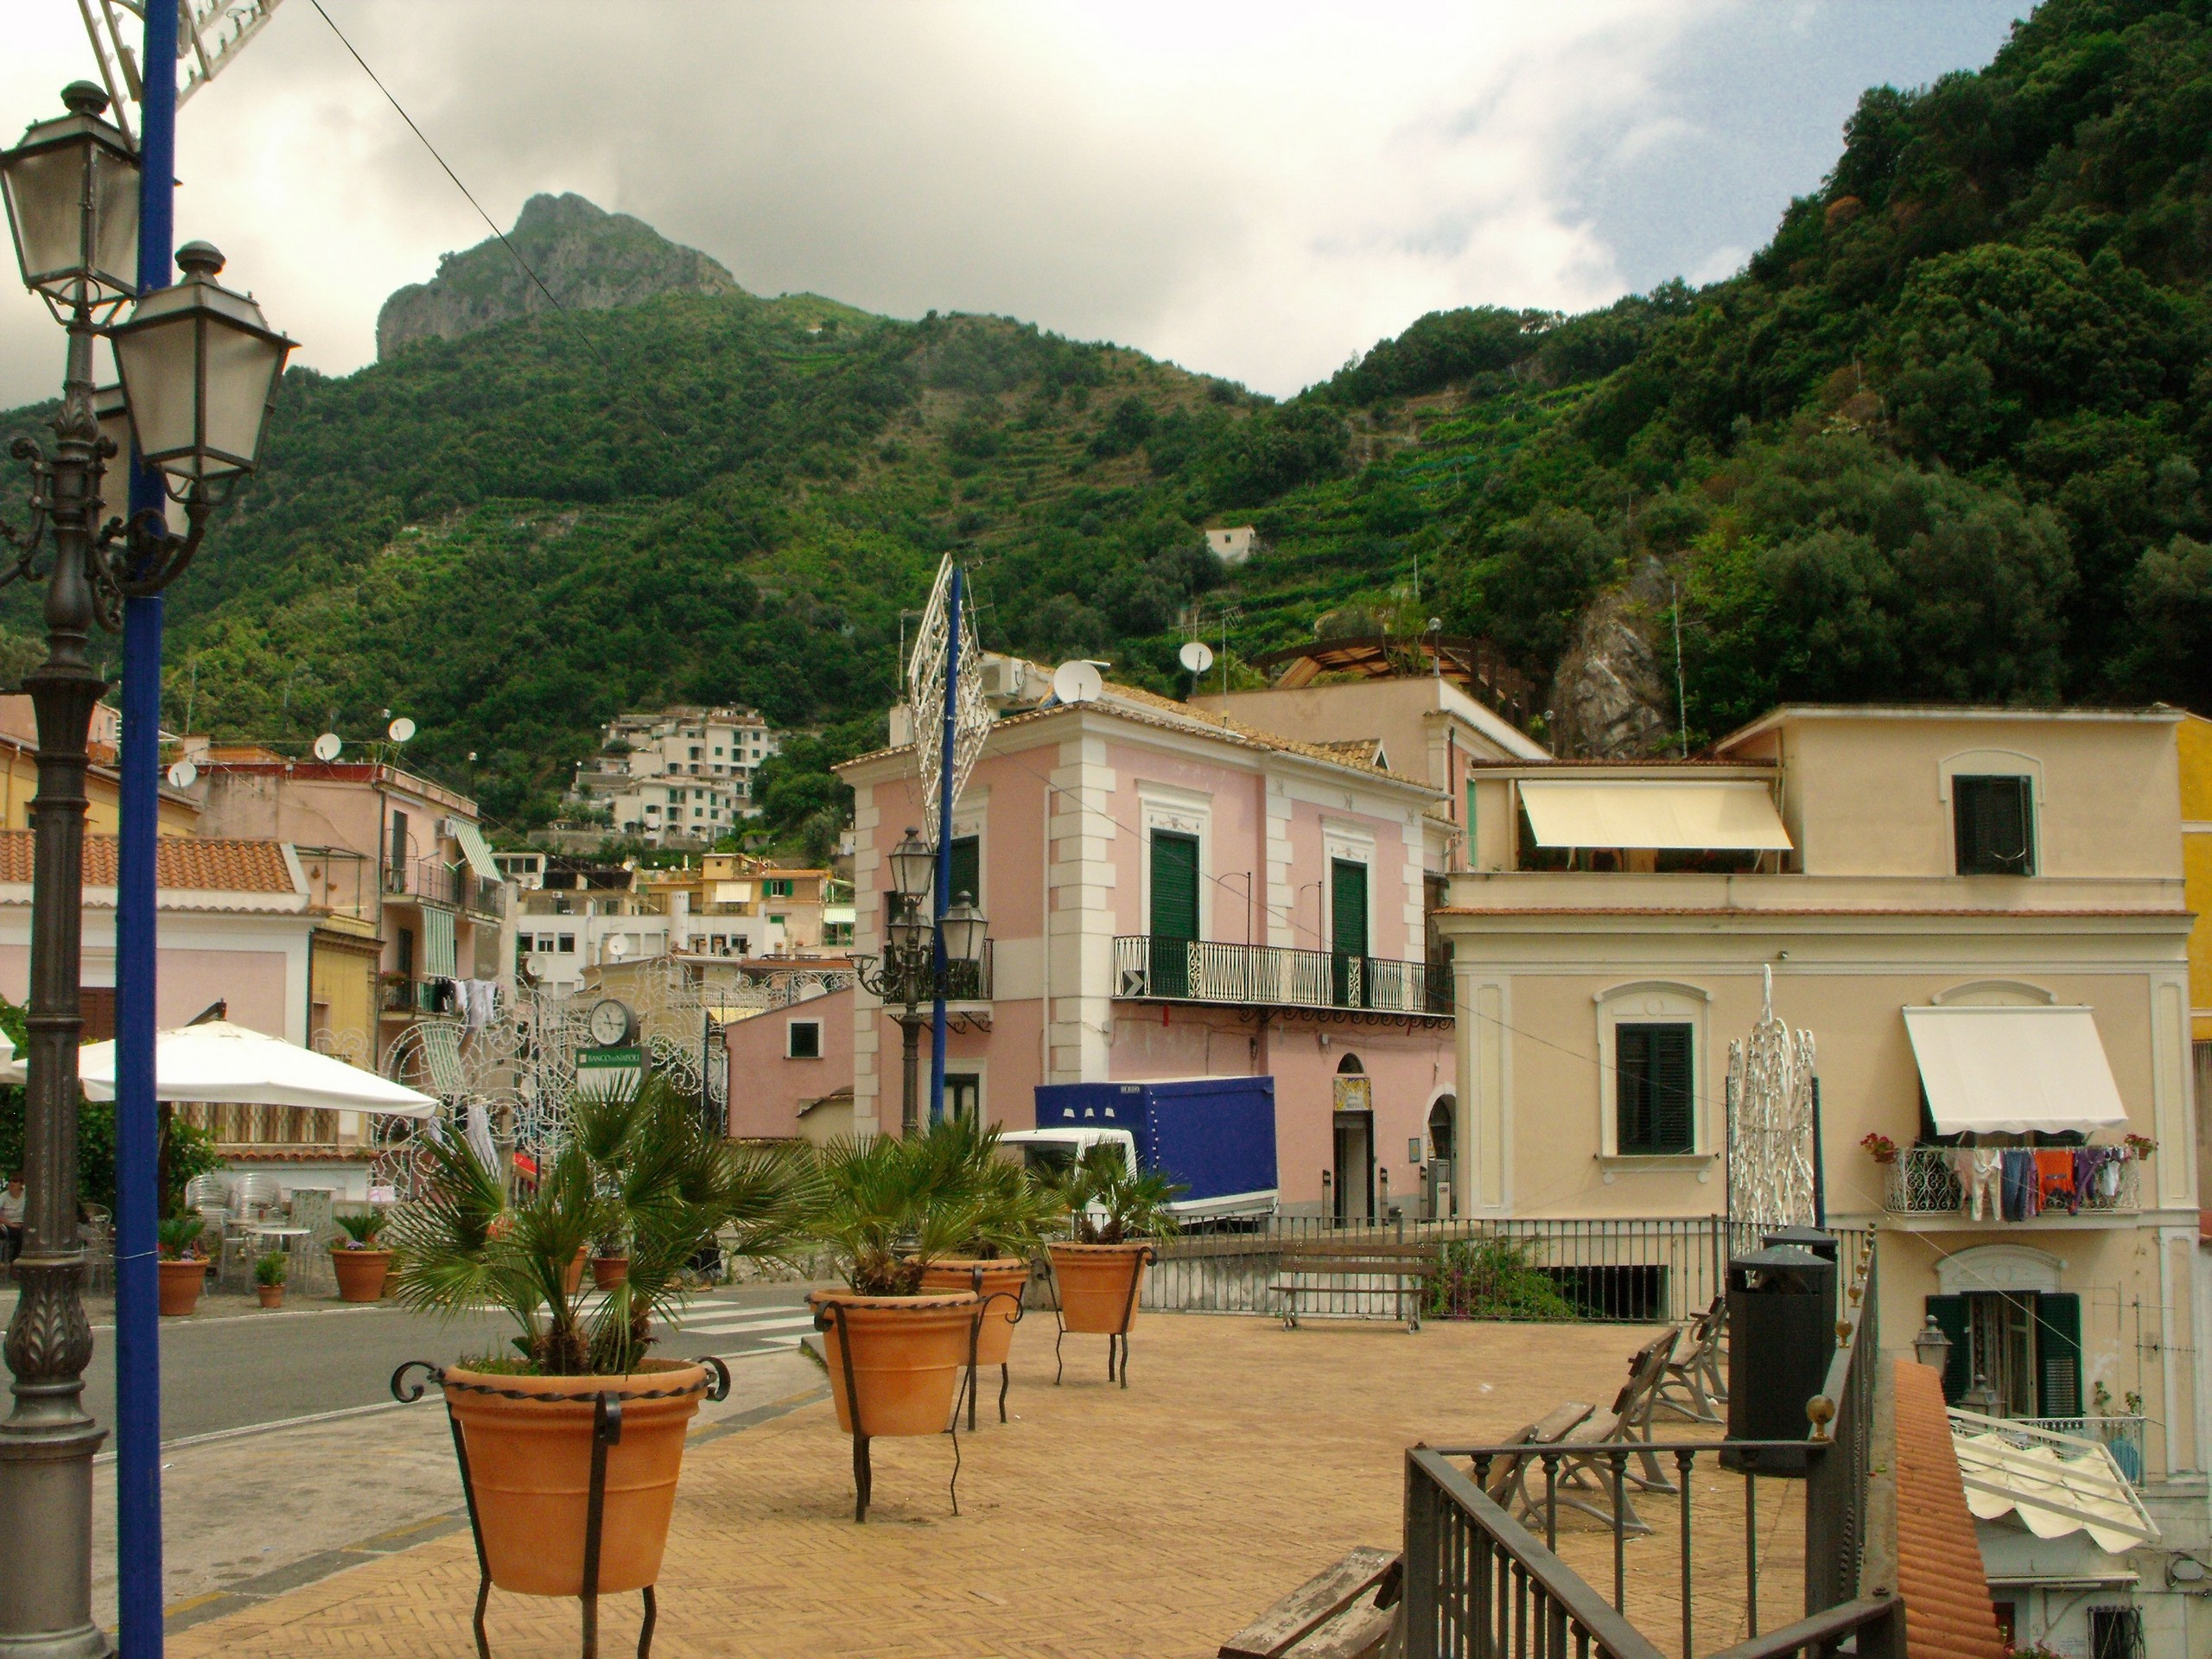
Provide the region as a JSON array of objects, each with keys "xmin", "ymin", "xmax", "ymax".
[
  {"xmin": 1140, "ymin": 1215, "xmax": 1874, "ymax": 1327},
  {"xmin": 379, "ymin": 976, "xmax": 459, "ymax": 1018},
  {"xmin": 1881, "ymin": 1144, "xmax": 2139, "ymax": 1217},
  {"xmin": 1112, "ymin": 935, "xmax": 1450, "ymax": 1015},
  {"xmin": 1402, "ymin": 1240, "xmax": 1901, "ymax": 1659},
  {"xmin": 2012, "ymin": 1414, "xmax": 2148, "ymax": 1486}
]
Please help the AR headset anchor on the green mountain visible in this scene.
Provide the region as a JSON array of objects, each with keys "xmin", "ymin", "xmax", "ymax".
[{"xmin": 3, "ymin": 0, "xmax": 2208, "ymax": 851}]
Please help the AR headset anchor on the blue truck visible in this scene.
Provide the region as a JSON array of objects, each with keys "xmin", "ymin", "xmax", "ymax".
[{"xmin": 1003, "ymin": 1076, "xmax": 1279, "ymax": 1222}]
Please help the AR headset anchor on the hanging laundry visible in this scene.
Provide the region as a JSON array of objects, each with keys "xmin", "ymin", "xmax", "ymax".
[
  {"xmin": 1962, "ymin": 1148, "xmax": 2004, "ymax": 1222},
  {"xmin": 2001, "ymin": 1149, "xmax": 2037, "ymax": 1220},
  {"xmin": 2034, "ymin": 1148, "xmax": 2076, "ymax": 1215}
]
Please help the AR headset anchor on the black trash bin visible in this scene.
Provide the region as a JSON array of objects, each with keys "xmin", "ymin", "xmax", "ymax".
[
  {"xmin": 1762, "ymin": 1225, "xmax": 1837, "ymax": 1263},
  {"xmin": 1721, "ymin": 1245, "xmax": 1836, "ymax": 1474}
]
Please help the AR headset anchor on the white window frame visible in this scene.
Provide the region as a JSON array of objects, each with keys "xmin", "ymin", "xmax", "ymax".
[
  {"xmin": 786, "ymin": 1019, "xmax": 823, "ymax": 1060},
  {"xmin": 1592, "ymin": 980, "xmax": 1713, "ymax": 1171},
  {"xmin": 1138, "ymin": 782, "xmax": 1212, "ymax": 942}
]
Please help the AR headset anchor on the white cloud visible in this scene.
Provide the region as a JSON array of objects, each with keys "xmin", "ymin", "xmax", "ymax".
[{"xmin": 0, "ymin": 0, "xmax": 1993, "ymax": 412}]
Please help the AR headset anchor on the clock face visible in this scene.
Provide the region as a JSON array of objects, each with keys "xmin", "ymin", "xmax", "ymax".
[{"xmin": 588, "ymin": 999, "xmax": 632, "ymax": 1046}]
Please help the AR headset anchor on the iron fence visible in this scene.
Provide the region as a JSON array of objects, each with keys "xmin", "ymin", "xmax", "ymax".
[
  {"xmin": 1882, "ymin": 1144, "xmax": 2139, "ymax": 1217},
  {"xmin": 1112, "ymin": 935, "xmax": 1450, "ymax": 1015},
  {"xmin": 1138, "ymin": 1215, "xmax": 1873, "ymax": 1328},
  {"xmin": 2011, "ymin": 1414, "xmax": 2148, "ymax": 1487}
]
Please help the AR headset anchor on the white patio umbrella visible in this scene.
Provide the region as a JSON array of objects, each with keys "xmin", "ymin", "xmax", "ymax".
[{"xmin": 0, "ymin": 1020, "xmax": 435, "ymax": 1116}]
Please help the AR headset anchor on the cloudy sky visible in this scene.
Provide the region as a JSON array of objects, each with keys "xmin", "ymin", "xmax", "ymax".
[{"xmin": 1, "ymin": 1, "xmax": 2024, "ymax": 409}]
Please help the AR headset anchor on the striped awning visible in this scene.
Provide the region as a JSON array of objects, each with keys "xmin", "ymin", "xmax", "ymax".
[
  {"xmin": 418, "ymin": 1021, "xmax": 466, "ymax": 1097},
  {"xmin": 453, "ymin": 821, "xmax": 501, "ymax": 884},
  {"xmin": 423, "ymin": 906, "xmax": 457, "ymax": 978}
]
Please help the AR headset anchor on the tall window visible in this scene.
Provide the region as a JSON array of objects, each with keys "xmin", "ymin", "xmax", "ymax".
[
  {"xmin": 947, "ymin": 835, "xmax": 980, "ymax": 906},
  {"xmin": 1954, "ymin": 775, "xmax": 2035, "ymax": 875},
  {"xmin": 1330, "ymin": 857, "xmax": 1369, "ymax": 1006},
  {"xmin": 1616, "ymin": 1023, "xmax": 1694, "ymax": 1154},
  {"xmin": 1148, "ymin": 830, "xmax": 1200, "ymax": 1000},
  {"xmin": 389, "ymin": 809, "xmax": 409, "ymax": 877},
  {"xmin": 1923, "ymin": 1290, "xmax": 2081, "ymax": 1415}
]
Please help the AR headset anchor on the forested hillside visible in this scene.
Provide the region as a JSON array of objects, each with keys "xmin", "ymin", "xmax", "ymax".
[{"xmin": 3, "ymin": 0, "xmax": 2208, "ymax": 848}]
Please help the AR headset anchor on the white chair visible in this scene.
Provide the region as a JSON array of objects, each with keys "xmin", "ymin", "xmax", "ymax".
[
  {"xmin": 232, "ymin": 1173, "xmax": 283, "ymax": 1223},
  {"xmin": 183, "ymin": 1173, "xmax": 232, "ymax": 1214}
]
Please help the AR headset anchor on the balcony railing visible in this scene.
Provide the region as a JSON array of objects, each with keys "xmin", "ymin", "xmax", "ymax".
[
  {"xmin": 380, "ymin": 976, "xmax": 460, "ymax": 1018},
  {"xmin": 1881, "ymin": 1144, "xmax": 2139, "ymax": 1217},
  {"xmin": 385, "ymin": 857, "xmax": 505, "ymax": 918},
  {"xmin": 1112, "ymin": 936, "xmax": 1450, "ymax": 1016},
  {"xmin": 1997, "ymin": 1414, "xmax": 2149, "ymax": 1488}
]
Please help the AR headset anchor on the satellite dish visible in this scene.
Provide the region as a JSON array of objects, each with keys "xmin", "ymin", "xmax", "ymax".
[
  {"xmin": 165, "ymin": 760, "xmax": 197, "ymax": 789},
  {"xmin": 387, "ymin": 717, "xmax": 416, "ymax": 744},
  {"xmin": 312, "ymin": 733, "xmax": 342, "ymax": 761},
  {"xmin": 1052, "ymin": 661, "xmax": 1103, "ymax": 705},
  {"xmin": 1179, "ymin": 640, "xmax": 1216, "ymax": 676},
  {"xmin": 607, "ymin": 935, "xmax": 630, "ymax": 959}
]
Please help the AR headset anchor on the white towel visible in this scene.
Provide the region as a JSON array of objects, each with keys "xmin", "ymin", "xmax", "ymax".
[{"xmin": 465, "ymin": 1100, "xmax": 498, "ymax": 1169}]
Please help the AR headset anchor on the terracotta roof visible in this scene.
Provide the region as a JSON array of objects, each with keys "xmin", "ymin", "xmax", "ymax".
[
  {"xmin": 1891, "ymin": 1359, "xmax": 2008, "ymax": 1659},
  {"xmin": 0, "ymin": 834, "xmax": 296, "ymax": 893}
]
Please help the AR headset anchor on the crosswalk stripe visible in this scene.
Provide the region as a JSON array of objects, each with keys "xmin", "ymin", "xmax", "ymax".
[{"xmin": 673, "ymin": 1314, "xmax": 816, "ymax": 1337}]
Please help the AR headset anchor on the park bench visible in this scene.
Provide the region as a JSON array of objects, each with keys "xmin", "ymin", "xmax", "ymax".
[
  {"xmin": 1653, "ymin": 1294, "xmax": 1727, "ymax": 1424},
  {"xmin": 1497, "ymin": 1330, "xmax": 1681, "ymax": 1535},
  {"xmin": 1218, "ymin": 1545, "xmax": 1402, "ymax": 1659},
  {"xmin": 1271, "ymin": 1241, "xmax": 1439, "ymax": 1332},
  {"xmin": 1476, "ymin": 1401, "xmax": 1596, "ymax": 1504}
]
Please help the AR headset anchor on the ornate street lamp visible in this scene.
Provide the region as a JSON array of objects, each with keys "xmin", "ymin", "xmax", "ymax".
[
  {"xmin": 0, "ymin": 83, "xmax": 291, "ymax": 1659},
  {"xmin": 1911, "ymin": 1314, "xmax": 1954, "ymax": 1376},
  {"xmin": 853, "ymin": 836, "xmax": 989, "ymax": 1139}
]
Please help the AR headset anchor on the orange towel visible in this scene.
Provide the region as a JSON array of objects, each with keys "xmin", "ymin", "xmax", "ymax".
[{"xmin": 2035, "ymin": 1149, "xmax": 2076, "ymax": 1213}]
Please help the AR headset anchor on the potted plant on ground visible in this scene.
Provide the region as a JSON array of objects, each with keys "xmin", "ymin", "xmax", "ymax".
[
  {"xmin": 331, "ymin": 1207, "xmax": 392, "ymax": 1301},
  {"xmin": 389, "ymin": 1079, "xmax": 805, "ymax": 1614},
  {"xmin": 804, "ymin": 1121, "xmax": 996, "ymax": 1517},
  {"xmin": 590, "ymin": 1229, "xmax": 628, "ymax": 1290},
  {"xmin": 912, "ymin": 1117, "xmax": 1060, "ymax": 1421},
  {"xmin": 1046, "ymin": 1146, "xmax": 1183, "ymax": 1383},
  {"xmin": 255, "ymin": 1249, "xmax": 288, "ymax": 1309},
  {"xmin": 157, "ymin": 1213, "xmax": 208, "ymax": 1317}
]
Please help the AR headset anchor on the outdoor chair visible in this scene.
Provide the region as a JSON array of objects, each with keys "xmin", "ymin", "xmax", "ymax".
[
  {"xmin": 79, "ymin": 1204, "xmax": 113, "ymax": 1294},
  {"xmin": 1500, "ymin": 1331, "xmax": 1681, "ymax": 1535},
  {"xmin": 1653, "ymin": 1294, "xmax": 1728, "ymax": 1424},
  {"xmin": 182, "ymin": 1173, "xmax": 232, "ymax": 1214},
  {"xmin": 232, "ymin": 1173, "xmax": 283, "ymax": 1223}
]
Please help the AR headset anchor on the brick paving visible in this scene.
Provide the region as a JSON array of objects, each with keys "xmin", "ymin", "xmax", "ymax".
[{"xmin": 165, "ymin": 1313, "xmax": 1802, "ymax": 1658}]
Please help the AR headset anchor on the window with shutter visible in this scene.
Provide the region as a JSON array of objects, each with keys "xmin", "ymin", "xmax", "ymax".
[
  {"xmin": 2035, "ymin": 1292, "xmax": 2082, "ymax": 1418},
  {"xmin": 1148, "ymin": 832, "xmax": 1200, "ymax": 999},
  {"xmin": 1617, "ymin": 1022, "xmax": 1694, "ymax": 1154},
  {"xmin": 947, "ymin": 836, "xmax": 980, "ymax": 907},
  {"xmin": 1954, "ymin": 775, "xmax": 2035, "ymax": 875}
]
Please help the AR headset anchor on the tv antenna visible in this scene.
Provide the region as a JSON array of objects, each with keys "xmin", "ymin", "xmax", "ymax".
[{"xmin": 78, "ymin": 1, "xmax": 291, "ymax": 148}]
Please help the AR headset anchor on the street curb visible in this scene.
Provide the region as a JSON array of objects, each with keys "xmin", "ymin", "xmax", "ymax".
[{"xmin": 158, "ymin": 1382, "xmax": 830, "ymax": 1637}]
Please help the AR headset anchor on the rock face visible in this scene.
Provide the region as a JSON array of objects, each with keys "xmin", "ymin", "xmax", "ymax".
[
  {"xmin": 1546, "ymin": 556, "xmax": 1681, "ymax": 758},
  {"xmin": 375, "ymin": 193, "xmax": 743, "ymax": 359}
]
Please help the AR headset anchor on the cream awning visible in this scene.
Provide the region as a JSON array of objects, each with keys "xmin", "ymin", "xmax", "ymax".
[
  {"xmin": 1516, "ymin": 779, "xmax": 1793, "ymax": 850},
  {"xmin": 453, "ymin": 821, "xmax": 502, "ymax": 885},
  {"xmin": 1950, "ymin": 1411, "xmax": 2158, "ymax": 1554},
  {"xmin": 1903, "ymin": 1005, "xmax": 2130, "ymax": 1135}
]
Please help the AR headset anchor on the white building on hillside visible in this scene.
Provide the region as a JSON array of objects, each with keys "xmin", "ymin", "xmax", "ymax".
[{"xmin": 567, "ymin": 705, "xmax": 785, "ymax": 846}]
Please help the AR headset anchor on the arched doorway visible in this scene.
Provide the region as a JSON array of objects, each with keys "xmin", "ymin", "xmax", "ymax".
[
  {"xmin": 1426, "ymin": 1094, "xmax": 1457, "ymax": 1219},
  {"xmin": 1332, "ymin": 1053, "xmax": 1372, "ymax": 1224}
]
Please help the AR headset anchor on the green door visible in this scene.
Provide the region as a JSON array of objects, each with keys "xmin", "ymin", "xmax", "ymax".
[
  {"xmin": 1149, "ymin": 831, "xmax": 1200, "ymax": 997},
  {"xmin": 1330, "ymin": 858, "xmax": 1368, "ymax": 1006}
]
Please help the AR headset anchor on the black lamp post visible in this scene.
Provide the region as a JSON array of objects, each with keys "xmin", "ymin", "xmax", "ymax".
[
  {"xmin": 0, "ymin": 83, "xmax": 291, "ymax": 1659},
  {"xmin": 853, "ymin": 827, "xmax": 987, "ymax": 1138}
]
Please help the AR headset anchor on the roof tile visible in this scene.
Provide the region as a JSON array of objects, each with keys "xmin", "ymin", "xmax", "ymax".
[
  {"xmin": 0, "ymin": 833, "xmax": 296, "ymax": 893},
  {"xmin": 1891, "ymin": 1359, "xmax": 2008, "ymax": 1659}
]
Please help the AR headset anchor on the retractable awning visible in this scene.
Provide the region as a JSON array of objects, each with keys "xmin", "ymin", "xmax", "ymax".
[
  {"xmin": 453, "ymin": 821, "xmax": 502, "ymax": 885},
  {"xmin": 1950, "ymin": 1411, "xmax": 2158, "ymax": 1553},
  {"xmin": 0, "ymin": 1020, "xmax": 436, "ymax": 1116},
  {"xmin": 1516, "ymin": 779, "xmax": 1793, "ymax": 850},
  {"xmin": 1903, "ymin": 1005, "xmax": 2130, "ymax": 1135}
]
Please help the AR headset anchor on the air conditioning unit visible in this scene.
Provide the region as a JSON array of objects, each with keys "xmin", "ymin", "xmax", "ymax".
[{"xmin": 978, "ymin": 655, "xmax": 1031, "ymax": 704}]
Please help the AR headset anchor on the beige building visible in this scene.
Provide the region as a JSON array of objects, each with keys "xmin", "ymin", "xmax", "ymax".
[{"xmin": 1432, "ymin": 703, "xmax": 2208, "ymax": 1623}]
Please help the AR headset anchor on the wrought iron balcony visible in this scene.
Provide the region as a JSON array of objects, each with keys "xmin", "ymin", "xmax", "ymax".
[
  {"xmin": 378, "ymin": 975, "xmax": 460, "ymax": 1019},
  {"xmin": 1112, "ymin": 936, "xmax": 1450, "ymax": 1017},
  {"xmin": 1881, "ymin": 1143, "xmax": 2139, "ymax": 1217},
  {"xmin": 384, "ymin": 856, "xmax": 504, "ymax": 918}
]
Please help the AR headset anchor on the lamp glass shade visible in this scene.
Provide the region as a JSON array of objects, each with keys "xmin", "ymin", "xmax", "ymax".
[
  {"xmin": 0, "ymin": 86, "xmax": 139, "ymax": 305},
  {"xmin": 886, "ymin": 899, "xmax": 927, "ymax": 958},
  {"xmin": 887, "ymin": 829, "xmax": 935, "ymax": 902},
  {"xmin": 938, "ymin": 893, "xmax": 987, "ymax": 963},
  {"xmin": 109, "ymin": 245, "xmax": 294, "ymax": 482}
]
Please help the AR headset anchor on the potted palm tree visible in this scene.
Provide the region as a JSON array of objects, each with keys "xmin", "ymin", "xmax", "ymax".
[
  {"xmin": 389, "ymin": 1080, "xmax": 807, "ymax": 1606},
  {"xmin": 254, "ymin": 1249, "xmax": 288, "ymax": 1309},
  {"xmin": 1046, "ymin": 1146, "xmax": 1183, "ymax": 1382},
  {"xmin": 804, "ymin": 1121, "xmax": 1005, "ymax": 1516},
  {"xmin": 912, "ymin": 1117, "xmax": 1060, "ymax": 1420},
  {"xmin": 331, "ymin": 1207, "xmax": 392, "ymax": 1302},
  {"xmin": 156, "ymin": 1212, "xmax": 208, "ymax": 1317}
]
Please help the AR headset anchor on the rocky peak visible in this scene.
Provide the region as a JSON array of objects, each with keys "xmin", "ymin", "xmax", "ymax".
[
  {"xmin": 1546, "ymin": 556, "xmax": 1681, "ymax": 759},
  {"xmin": 375, "ymin": 193, "xmax": 743, "ymax": 359}
]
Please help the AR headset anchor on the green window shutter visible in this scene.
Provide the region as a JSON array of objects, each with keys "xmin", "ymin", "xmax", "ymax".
[
  {"xmin": 1331, "ymin": 858, "xmax": 1368, "ymax": 957},
  {"xmin": 947, "ymin": 836, "xmax": 980, "ymax": 907},
  {"xmin": 1617, "ymin": 1023, "xmax": 1694, "ymax": 1154},
  {"xmin": 1149, "ymin": 832, "xmax": 1199, "ymax": 940},
  {"xmin": 1465, "ymin": 781, "xmax": 1478, "ymax": 860},
  {"xmin": 2036, "ymin": 1292, "xmax": 2082, "ymax": 1418},
  {"xmin": 1955, "ymin": 775, "xmax": 2035, "ymax": 875},
  {"xmin": 1925, "ymin": 1294, "xmax": 1971, "ymax": 1404}
]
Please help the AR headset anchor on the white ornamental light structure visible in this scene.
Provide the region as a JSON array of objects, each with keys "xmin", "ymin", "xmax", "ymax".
[
  {"xmin": 906, "ymin": 553, "xmax": 990, "ymax": 854},
  {"xmin": 1726, "ymin": 964, "xmax": 1820, "ymax": 1231}
]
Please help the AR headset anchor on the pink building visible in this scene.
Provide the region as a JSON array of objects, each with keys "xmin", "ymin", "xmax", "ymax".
[
  {"xmin": 840, "ymin": 681, "xmax": 1479, "ymax": 1218},
  {"xmin": 724, "ymin": 984, "xmax": 855, "ymax": 1143}
]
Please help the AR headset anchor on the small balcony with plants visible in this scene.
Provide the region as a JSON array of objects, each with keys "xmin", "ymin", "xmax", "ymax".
[{"xmin": 1867, "ymin": 1135, "xmax": 2146, "ymax": 1222}]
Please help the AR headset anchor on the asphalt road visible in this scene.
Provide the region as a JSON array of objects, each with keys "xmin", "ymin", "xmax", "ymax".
[{"xmin": 42, "ymin": 1281, "xmax": 823, "ymax": 1446}]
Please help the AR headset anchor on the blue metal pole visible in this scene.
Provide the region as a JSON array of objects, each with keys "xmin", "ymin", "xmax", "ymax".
[
  {"xmin": 115, "ymin": 8, "xmax": 176, "ymax": 1653},
  {"xmin": 928, "ymin": 568, "xmax": 961, "ymax": 1127}
]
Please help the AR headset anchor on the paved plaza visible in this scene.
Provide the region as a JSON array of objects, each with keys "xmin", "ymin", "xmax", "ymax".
[{"xmin": 162, "ymin": 1312, "xmax": 1800, "ymax": 1658}]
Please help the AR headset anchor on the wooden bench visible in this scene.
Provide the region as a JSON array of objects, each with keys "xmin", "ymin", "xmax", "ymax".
[
  {"xmin": 1218, "ymin": 1545, "xmax": 1402, "ymax": 1659},
  {"xmin": 1271, "ymin": 1243, "xmax": 1439, "ymax": 1332}
]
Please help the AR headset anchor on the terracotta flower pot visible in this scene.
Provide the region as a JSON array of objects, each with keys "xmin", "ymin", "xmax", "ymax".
[
  {"xmin": 1049, "ymin": 1243, "xmax": 1151, "ymax": 1335},
  {"xmin": 563, "ymin": 1245, "xmax": 588, "ymax": 1296},
  {"xmin": 806, "ymin": 1290, "xmax": 980, "ymax": 1437},
  {"xmin": 156, "ymin": 1259, "xmax": 206, "ymax": 1318},
  {"xmin": 257, "ymin": 1285, "xmax": 284, "ymax": 1309},
  {"xmin": 591, "ymin": 1255, "xmax": 629, "ymax": 1291},
  {"xmin": 443, "ymin": 1360, "xmax": 709, "ymax": 1597},
  {"xmin": 332, "ymin": 1249, "xmax": 392, "ymax": 1303},
  {"xmin": 918, "ymin": 1259, "xmax": 1030, "ymax": 1367}
]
